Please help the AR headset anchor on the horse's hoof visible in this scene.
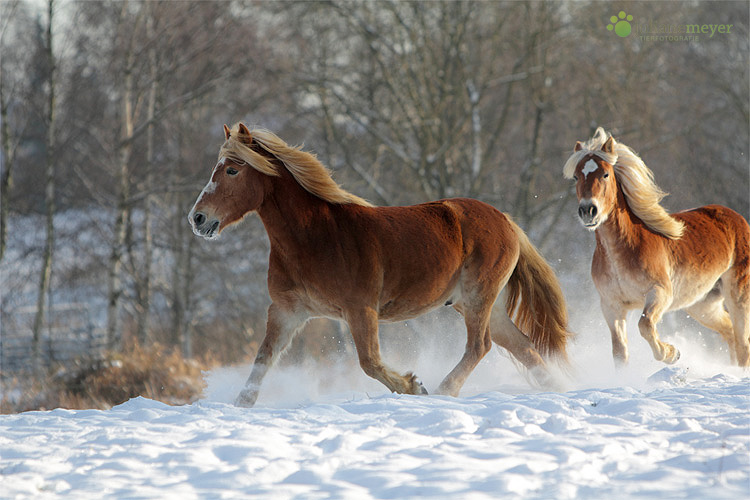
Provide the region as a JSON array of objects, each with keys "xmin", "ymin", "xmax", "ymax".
[
  {"xmin": 406, "ymin": 373, "xmax": 428, "ymax": 395},
  {"xmin": 664, "ymin": 347, "xmax": 680, "ymax": 365}
]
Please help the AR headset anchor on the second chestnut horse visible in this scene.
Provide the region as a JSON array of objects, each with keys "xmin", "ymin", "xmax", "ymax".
[{"xmin": 564, "ymin": 127, "xmax": 749, "ymax": 367}]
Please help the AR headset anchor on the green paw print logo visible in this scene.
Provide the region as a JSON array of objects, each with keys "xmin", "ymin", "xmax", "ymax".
[{"xmin": 607, "ymin": 11, "xmax": 633, "ymax": 37}]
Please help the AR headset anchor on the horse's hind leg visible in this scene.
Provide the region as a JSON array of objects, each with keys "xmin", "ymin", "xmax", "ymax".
[
  {"xmin": 722, "ymin": 269, "xmax": 750, "ymax": 367},
  {"xmin": 236, "ymin": 303, "xmax": 307, "ymax": 407},
  {"xmin": 489, "ymin": 304, "xmax": 558, "ymax": 389},
  {"xmin": 346, "ymin": 307, "xmax": 427, "ymax": 395},
  {"xmin": 686, "ymin": 289, "xmax": 736, "ymax": 364},
  {"xmin": 436, "ymin": 302, "xmax": 493, "ymax": 397}
]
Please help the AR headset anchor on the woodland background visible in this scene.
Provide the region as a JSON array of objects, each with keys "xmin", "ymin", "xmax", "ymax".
[{"xmin": 1, "ymin": 0, "xmax": 748, "ymax": 409}]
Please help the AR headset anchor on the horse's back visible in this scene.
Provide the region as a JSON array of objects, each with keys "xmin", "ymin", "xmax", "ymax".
[
  {"xmin": 366, "ymin": 197, "xmax": 514, "ymax": 252},
  {"xmin": 358, "ymin": 198, "xmax": 518, "ymax": 319},
  {"xmin": 673, "ymin": 204, "xmax": 749, "ymax": 254}
]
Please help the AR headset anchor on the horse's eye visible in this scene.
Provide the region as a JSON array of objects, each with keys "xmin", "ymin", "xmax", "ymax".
[
  {"xmin": 226, "ymin": 167, "xmax": 239, "ymax": 176},
  {"xmin": 603, "ymin": 173, "xmax": 610, "ymax": 178},
  {"xmin": 573, "ymin": 175, "xmax": 578, "ymax": 181}
]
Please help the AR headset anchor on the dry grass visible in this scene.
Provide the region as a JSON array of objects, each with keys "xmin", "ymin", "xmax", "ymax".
[{"xmin": 1, "ymin": 342, "xmax": 214, "ymax": 413}]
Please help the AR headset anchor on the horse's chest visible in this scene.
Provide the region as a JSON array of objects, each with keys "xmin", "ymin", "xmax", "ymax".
[{"xmin": 592, "ymin": 244, "xmax": 647, "ymax": 306}]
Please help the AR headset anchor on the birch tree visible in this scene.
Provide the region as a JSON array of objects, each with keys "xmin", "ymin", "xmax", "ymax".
[{"xmin": 31, "ymin": 0, "xmax": 58, "ymax": 375}]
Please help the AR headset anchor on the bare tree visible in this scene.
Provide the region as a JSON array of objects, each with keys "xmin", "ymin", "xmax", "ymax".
[
  {"xmin": 0, "ymin": 0, "xmax": 30, "ymax": 261},
  {"xmin": 31, "ymin": 0, "xmax": 57, "ymax": 375}
]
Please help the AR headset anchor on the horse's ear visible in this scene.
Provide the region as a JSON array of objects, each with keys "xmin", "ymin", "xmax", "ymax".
[
  {"xmin": 236, "ymin": 123, "xmax": 256, "ymax": 146},
  {"xmin": 223, "ymin": 124, "xmax": 231, "ymax": 140},
  {"xmin": 602, "ymin": 136, "xmax": 616, "ymax": 154},
  {"xmin": 574, "ymin": 141, "xmax": 583, "ymax": 152}
]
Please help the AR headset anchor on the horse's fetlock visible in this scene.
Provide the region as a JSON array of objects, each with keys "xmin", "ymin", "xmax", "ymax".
[
  {"xmin": 407, "ymin": 373, "xmax": 428, "ymax": 395},
  {"xmin": 235, "ymin": 389, "xmax": 258, "ymax": 408},
  {"xmin": 359, "ymin": 358, "xmax": 382, "ymax": 378}
]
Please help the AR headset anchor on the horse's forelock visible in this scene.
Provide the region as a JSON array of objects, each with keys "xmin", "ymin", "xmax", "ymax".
[{"xmin": 219, "ymin": 127, "xmax": 278, "ymax": 177}]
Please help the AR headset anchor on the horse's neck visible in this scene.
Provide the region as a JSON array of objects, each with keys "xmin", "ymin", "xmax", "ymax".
[
  {"xmin": 597, "ymin": 184, "xmax": 648, "ymax": 251},
  {"xmin": 257, "ymin": 171, "xmax": 334, "ymax": 251}
]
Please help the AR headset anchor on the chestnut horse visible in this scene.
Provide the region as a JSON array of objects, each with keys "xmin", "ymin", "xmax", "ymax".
[
  {"xmin": 191, "ymin": 123, "xmax": 571, "ymax": 407},
  {"xmin": 564, "ymin": 127, "xmax": 749, "ymax": 367}
]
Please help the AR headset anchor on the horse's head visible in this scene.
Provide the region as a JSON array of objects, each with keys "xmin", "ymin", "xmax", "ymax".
[
  {"xmin": 569, "ymin": 136, "xmax": 618, "ymax": 231},
  {"xmin": 189, "ymin": 123, "xmax": 272, "ymax": 239}
]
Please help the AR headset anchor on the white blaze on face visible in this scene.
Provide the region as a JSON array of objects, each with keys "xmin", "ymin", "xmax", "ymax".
[
  {"xmin": 582, "ymin": 159, "xmax": 599, "ymax": 178},
  {"xmin": 195, "ymin": 160, "xmax": 225, "ymax": 204},
  {"xmin": 188, "ymin": 160, "xmax": 224, "ymax": 227}
]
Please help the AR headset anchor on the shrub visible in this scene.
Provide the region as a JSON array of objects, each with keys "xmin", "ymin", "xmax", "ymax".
[{"xmin": 1, "ymin": 342, "xmax": 211, "ymax": 413}]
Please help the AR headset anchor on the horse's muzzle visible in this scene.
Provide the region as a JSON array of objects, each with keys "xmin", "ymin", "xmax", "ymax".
[
  {"xmin": 578, "ymin": 201, "xmax": 599, "ymax": 229},
  {"xmin": 190, "ymin": 211, "xmax": 220, "ymax": 239}
]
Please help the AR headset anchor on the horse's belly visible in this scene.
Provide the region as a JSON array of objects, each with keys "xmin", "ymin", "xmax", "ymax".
[
  {"xmin": 669, "ymin": 272, "xmax": 723, "ymax": 310},
  {"xmin": 378, "ymin": 286, "xmax": 460, "ymax": 322}
]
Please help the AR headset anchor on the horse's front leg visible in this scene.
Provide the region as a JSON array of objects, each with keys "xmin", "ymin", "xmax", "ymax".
[
  {"xmin": 638, "ymin": 285, "xmax": 680, "ymax": 364},
  {"xmin": 602, "ymin": 300, "xmax": 629, "ymax": 366},
  {"xmin": 346, "ymin": 307, "xmax": 427, "ymax": 395},
  {"xmin": 235, "ymin": 304, "xmax": 307, "ymax": 407}
]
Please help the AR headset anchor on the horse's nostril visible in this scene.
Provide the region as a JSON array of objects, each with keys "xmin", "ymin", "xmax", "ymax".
[
  {"xmin": 193, "ymin": 212, "xmax": 206, "ymax": 226},
  {"xmin": 579, "ymin": 203, "xmax": 597, "ymax": 221}
]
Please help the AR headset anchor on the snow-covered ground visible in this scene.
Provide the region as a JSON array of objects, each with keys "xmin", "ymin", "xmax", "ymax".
[{"xmin": 1, "ymin": 324, "xmax": 749, "ymax": 500}]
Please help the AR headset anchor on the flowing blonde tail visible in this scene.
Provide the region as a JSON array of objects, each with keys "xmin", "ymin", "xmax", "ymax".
[{"xmin": 505, "ymin": 220, "xmax": 572, "ymax": 362}]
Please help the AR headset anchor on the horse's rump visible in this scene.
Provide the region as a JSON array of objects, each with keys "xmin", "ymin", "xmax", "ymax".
[{"xmin": 670, "ymin": 205, "xmax": 750, "ymax": 282}]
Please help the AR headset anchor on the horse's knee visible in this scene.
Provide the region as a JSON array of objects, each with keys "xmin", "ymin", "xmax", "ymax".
[
  {"xmin": 637, "ymin": 315, "xmax": 655, "ymax": 337},
  {"xmin": 637, "ymin": 314, "xmax": 651, "ymax": 330}
]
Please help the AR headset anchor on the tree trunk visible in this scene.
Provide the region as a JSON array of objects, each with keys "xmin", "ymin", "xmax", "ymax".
[
  {"xmin": 0, "ymin": 0, "xmax": 22, "ymax": 261},
  {"xmin": 0, "ymin": 68, "xmax": 14, "ymax": 262},
  {"xmin": 106, "ymin": 49, "xmax": 136, "ymax": 350},
  {"xmin": 515, "ymin": 102, "xmax": 545, "ymax": 227},
  {"xmin": 31, "ymin": 0, "xmax": 56, "ymax": 376},
  {"xmin": 136, "ymin": 9, "xmax": 157, "ymax": 346}
]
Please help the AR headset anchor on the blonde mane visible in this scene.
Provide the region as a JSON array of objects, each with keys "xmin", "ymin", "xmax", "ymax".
[
  {"xmin": 219, "ymin": 124, "xmax": 373, "ymax": 207},
  {"xmin": 563, "ymin": 127, "xmax": 685, "ymax": 239}
]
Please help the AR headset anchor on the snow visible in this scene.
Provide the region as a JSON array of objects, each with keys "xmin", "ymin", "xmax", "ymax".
[
  {"xmin": 2, "ymin": 230, "xmax": 749, "ymax": 499},
  {"xmin": 1, "ymin": 359, "xmax": 748, "ymax": 499}
]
